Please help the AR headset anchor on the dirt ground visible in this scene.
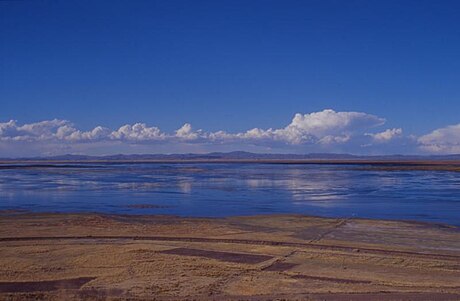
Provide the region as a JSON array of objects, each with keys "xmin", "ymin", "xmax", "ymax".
[{"xmin": 0, "ymin": 212, "xmax": 459, "ymax": 300}]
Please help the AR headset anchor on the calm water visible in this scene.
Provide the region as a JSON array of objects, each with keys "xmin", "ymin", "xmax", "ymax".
[{"xmin": 0, "ymin": 163, "xmax": 459, "ymax": 225}]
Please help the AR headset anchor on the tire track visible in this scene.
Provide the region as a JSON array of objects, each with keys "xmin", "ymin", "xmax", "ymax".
[{"xmin": 1, "ymin": 235, "xmax": 459, "ymax": 261}]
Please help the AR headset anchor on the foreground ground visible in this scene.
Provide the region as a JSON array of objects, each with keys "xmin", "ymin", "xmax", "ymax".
[{"xmin": 0, "ymin": 212, "xmax": 459, "ymax": 300}]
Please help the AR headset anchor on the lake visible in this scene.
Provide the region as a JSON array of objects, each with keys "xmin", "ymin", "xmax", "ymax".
[{"xmin": 0, "ymin": 163, "xmax": 459, "ymax": 225}]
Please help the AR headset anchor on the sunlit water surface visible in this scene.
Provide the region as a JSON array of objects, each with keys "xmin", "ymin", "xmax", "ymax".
[{"xmin": 1, "ymin": 163, "xmax": 459, "ymax": 225}]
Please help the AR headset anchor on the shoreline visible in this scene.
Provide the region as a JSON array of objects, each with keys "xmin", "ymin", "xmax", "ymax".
[
  {"xmin": 2, "ymin": 209, "xmax": 460, "ymax": 229},
  {"xmin": 1, "ymin": 212, "xmax": 459, "ymax": 300}
]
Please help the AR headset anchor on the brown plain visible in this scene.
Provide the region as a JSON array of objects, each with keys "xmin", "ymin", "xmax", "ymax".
[{"xmin": 0, "ymin": 212, "xmax": 459, "ymax": 300}]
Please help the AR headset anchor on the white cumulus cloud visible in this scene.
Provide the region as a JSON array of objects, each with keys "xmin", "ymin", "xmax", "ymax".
[
  {"xmin": 175, "ymin": 123, "xmax": 202, "ymax": 140},
  {"xmin": 0, "ymin": 119, "xmax": 70, "ymax": 141},
  {"xmin": 67, "ymin": 126, "xmax": 112, "ymax": 141},
  {"xmin": 286, "ymin": 110, "xmax": 385, "ymax": 137},
  {"xmin": 366, "ymin": 128, "xmax": 403, "ymax": 143},
  {"xmin": 110, "ymin": 123, "xmax": 165, "ymax": 141},
  {"xmin": 418, "ymin": 124, "xmax": 460, "ymax": 153}
]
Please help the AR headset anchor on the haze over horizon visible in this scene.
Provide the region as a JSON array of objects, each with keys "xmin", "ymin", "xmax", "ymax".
[{"xmin": 2, "ymin": 1, "xmax": 460, "ymax": 156}]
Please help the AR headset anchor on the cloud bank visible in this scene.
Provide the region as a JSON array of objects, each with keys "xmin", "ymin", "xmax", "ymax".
[{"xmin": 0, "ymin": 109, "xmax": 459, "ymax": 156}]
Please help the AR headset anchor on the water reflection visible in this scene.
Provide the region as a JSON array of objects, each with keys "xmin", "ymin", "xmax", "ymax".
[
  {"xmin": 179, "ymin": 180, "xmax": 192, "ymax": 194},
  {"xmin": 245, "ymin": 169, "xmax": 346, "ymax": 203},
  {"xmin": 0, "ymin": 163, "xmax": 459, "ymax": 225}
]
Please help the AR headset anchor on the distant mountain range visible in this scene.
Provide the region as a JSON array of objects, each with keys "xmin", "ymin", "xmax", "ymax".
[{"xmin": 2, "ymin": 151, "xmax": 460, "ymax": 161}]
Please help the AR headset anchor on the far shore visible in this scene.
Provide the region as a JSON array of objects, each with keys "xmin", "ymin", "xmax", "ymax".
[{"xmin": 1, "ymin": 159, "xmax": 460, "ymax": 172}]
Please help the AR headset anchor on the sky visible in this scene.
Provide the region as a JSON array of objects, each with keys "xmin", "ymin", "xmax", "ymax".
[{"xmin": 1, "ymin": 0, "xmax": 460, "ymax": 157}]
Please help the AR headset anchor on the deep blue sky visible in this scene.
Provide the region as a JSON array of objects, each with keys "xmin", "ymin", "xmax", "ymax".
[{"xmin": 1, "ymin": 0, "xmax": 460, "ymax": 136}]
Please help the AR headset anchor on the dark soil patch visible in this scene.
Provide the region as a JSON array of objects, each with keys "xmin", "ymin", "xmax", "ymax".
[
  {"xmin": 310, "ymin": 292, "xmax": 460, "ymax": 301},
  {"xmin": 291, "ymin": 274, "xmax": 372, "ymax": 284},
  {"xmin": 263, "ymin": 261, "xmax": 298, "ymax": 271},
  {"xmin": 0, "ymin": 277, "xmax": 95, "ymax": 293},
  {"xmin": 160, "ymin": 247, "xmax": 272, "ymax": 264}
]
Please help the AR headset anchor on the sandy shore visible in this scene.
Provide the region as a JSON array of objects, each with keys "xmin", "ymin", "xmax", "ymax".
[{"xmin": 0, "ymin": 213, "xmax": 459, "ymax": 300}]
